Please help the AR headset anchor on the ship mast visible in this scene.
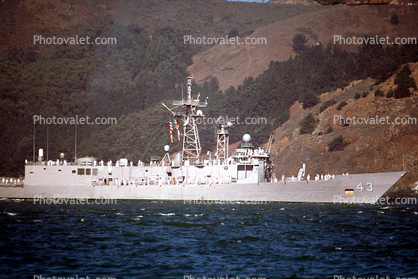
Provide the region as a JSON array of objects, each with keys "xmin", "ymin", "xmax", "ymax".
[
  {"xmin": 216, "ymin": 124, "xmax": 231, "ymax": 165},
  {"xmin": 163, "ymin": 77, "xmax": 207, "ymax": 163}
]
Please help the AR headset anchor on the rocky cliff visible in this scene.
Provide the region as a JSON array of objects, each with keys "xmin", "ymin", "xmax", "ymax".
[{"xmin": 269, "ymin": 62, "xmax": 418, "ymax": 198}]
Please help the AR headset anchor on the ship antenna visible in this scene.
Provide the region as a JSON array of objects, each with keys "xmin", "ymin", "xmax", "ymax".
[
  {"xmin": 47, "ymin": 125, "xmax": 49, "ymax": 162},
  {"xmin": 163, "ymin": 77, "xmax": 207, "ymax": 163},
  {"xmin": 75, "ymin": 124, "xmax": 77, "ymax": 160},
  {"xmin": 216, "ymin": 121, "xmax": 232, "ymax": 165},
  {"xmin": 33, "ymin": 123, "xmax": 35, "ymax": 162}
]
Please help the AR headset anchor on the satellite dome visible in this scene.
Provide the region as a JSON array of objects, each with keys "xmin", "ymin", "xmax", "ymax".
[
  {"xmin": 197, "ymin": 110, "xmax": 203, "ymax": 116},
  {"xmin": 164, "ymin": 145, "xmax": 170, "ymax": 152},
  {"xmin": 242, "ymin": 134, "xmax": 251, "ymax": 142}
]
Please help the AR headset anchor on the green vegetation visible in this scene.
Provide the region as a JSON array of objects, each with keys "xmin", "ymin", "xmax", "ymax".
[
  {"xmin": 301, "ymin": 91, "xmax": 320, "ymax": 109},
  {"xmin": 391, "ymin": 13, "xmax": 400, "ymax": 25},
  {"xmin": 327, "ymin": 135, "xmax": 350, "ymax": 152},
  {"xmin": 299, "ymin": 113, "xmax": 316, "ymax": 135},
  {"xmin": 354, "ymin": 93, "xmax": 360, "ymax": 99},
  {"xmin": 228, "ymin": 28, "xmax": 239, "ymax": 38},
  {"xmin": 362, "ymin": 92, "xmax": 369, "ymax": 98},
  {"xmin": 292, "ymin": 34, "xmax": 308, "ymax": 54},
  {"xmin": 326, "ymin": 126, "xmax": 333, "ymax": 134},
  {"xmin": 0, "ymin": 20, "xmax": 193, "ymax": 175},
  {"xmin": 393, "ymin": 65, "xmax": 417, "ymax": 99},
  {"xmin": 386, "ymin": 90, "xmax": 394, "ymax": 98},
  {"xmin": 319, "ymin": 99, "xmax": 337, "ymax": 113},
  {"xmin": 2, "ymin": 29, "xmax": 418, "ymax": 176},
  {"xmin": 374, "ymin": 89, "xmax": 385, "ymax": 97},
  {"xmin": 336, "ymin": 101, "xmax": 347, "ymax": 111}
]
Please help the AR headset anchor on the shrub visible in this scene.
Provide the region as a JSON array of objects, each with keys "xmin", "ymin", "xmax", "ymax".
[
  {"xmin": 328, "ymin": 135, "xmax": 350, "ymax": 152},
  {"xmin": 393, "ymin": 65, "xmax": 416, "ymax": 99},
  {"xmin": 391, "ymin": 13, "xmax": 400, "ymax": 25},
  {"xmin": 301, "ymin": 92, "xmax": 320, "ymax": 109},
  {"xmin": 394, "ymin": 65, "xmax": 412, "ymax": 85},
  {"xmin": 354, "ymin": 93, "xmax": 361, "ymax": 99},
  {"xmin": 386, "ymin": 90, "xmax": 394, "ymax": 98},
  {"xmin": 336, "ymin": 101, "xmax": 347, "ymax": 111},
  {"xmin": 292, "ymin": 34, "xmax": 308, "ymax": 54},
  {"xmin": 327, "ymin": 126, "xmax": 333, "ymax": 134},
  {"xmin": 394, "ymin": 84, "xmax": 411, "ymax": 99},
  {"xmin": 362, "ymin": 92, "xmax": 369, "ymax": 98},
  {"xmin": 319, "ymin": 99, "xmax": 337, "ymax": 113},
  {"xmin": 299, "ymin": 113, "xmax": 316, "ymax": 135},
  {"xmin": 228, "ymin": 28, "xmax": 239, "ymax": 38},
  {"xmin": 274, "ymin": 110, "xmax": 290, "ymax": 126},
  {"xmin": 374, "ymin": 89, "xmax": 384, "ymax": 97}
]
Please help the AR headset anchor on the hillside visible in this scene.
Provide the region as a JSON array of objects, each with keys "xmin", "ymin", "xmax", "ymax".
[
  {"xmin": 188, "ymin": 4, "xmax": 418, "ymax": 90},
  {"xmin": 315, "ymin": 0, "xmax": 417, "ymax": 5},
  {"xmin": 0, "ymin": 0, "xmax": 324, "ymax": 57},
  {"xmin": 269, "ymin": 62, "xmax": 418, "ymax": 198},
  {"xmin": 1, "ymin": 0, "xmax": 418, "ymax": 186}
]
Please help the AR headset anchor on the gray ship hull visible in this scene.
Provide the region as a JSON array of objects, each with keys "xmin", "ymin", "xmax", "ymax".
[
  {"xmin": 4, "ymin": 77, "xmax": 404, "ymax": 204},
  {"xmin": 0, "ymin": 165, "xmax": 405, "ymax": 204}
]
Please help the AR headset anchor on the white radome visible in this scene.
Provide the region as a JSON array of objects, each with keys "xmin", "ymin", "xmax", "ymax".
[{"xmin": 242, "ymin": 134, "xmax": 251, "ymax": 142}]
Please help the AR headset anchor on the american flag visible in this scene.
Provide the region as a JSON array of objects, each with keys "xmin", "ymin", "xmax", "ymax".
[
  {"xmin": 169, "ymin": 121, "xmax": 174, "ymax": 143},
  {"xmin": 174, "ymin": 118, "xmax": 180, "ymax": 141}
]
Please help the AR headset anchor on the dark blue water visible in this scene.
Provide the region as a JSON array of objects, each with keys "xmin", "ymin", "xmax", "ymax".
[{"xmin": 1, "ymin": 200, "xmax": 417, "ymax": 279}]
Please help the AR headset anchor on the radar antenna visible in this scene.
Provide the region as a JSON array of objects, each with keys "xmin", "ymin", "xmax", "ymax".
[
  {"xmin": 216, "ymin": 119, "xmax": 232, "ymax": 165},
  {"xmin": 162, "ymin": 77, "xmax": 207, "ymax": 162}
]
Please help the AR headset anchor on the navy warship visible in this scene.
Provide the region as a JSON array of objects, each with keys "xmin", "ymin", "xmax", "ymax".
[{"xmin": 0, "ymin": 77, "xmax": 405, "ymax": 203}]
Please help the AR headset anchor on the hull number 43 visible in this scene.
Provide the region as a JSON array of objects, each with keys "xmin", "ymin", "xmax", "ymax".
[{"xmin": 357, "ymin": 182, "xmax": 373, "ymax": 192}]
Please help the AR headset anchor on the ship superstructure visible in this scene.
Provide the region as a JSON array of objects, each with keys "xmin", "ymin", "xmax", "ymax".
[{"xmin": 0, "ymin": 78, "xmax": 405, "ymax": 203}]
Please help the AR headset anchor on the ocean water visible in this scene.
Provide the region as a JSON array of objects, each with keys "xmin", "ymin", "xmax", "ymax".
[{"xmin": 0, "ymin": 200, "xmax": 417, "ymax": 279}]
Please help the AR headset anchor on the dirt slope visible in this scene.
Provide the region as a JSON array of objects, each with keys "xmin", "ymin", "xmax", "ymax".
[
  {"xmin": 269, "ymin": 62, "xmax": 418, "ymax": 198},
  {"xmin": 0, "ymin": 0, "xmax": 324, "ymax": 57},
  {"xmin": 188, "ymin": 4, "xmax": 418, "ymax": 90}
]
